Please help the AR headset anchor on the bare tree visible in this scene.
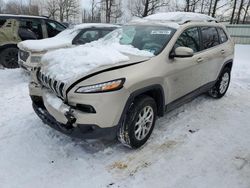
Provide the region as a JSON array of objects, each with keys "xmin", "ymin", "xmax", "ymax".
[
  {"xmin": 230, "ymin": 0, "xmax": 237, "ymax": 23},
  {"xmin": 101, "ymin": 0, "xmax": 122, "ymax": 23},
  {"xmin": 65, "ymin": 0, "xmax": 79, "ymax": 21},
  {"xmin": 236, "ymin": 0, "xmax": 245, "ymax": 23},
  {"xmin": 243, "ymin": 0, "xmax": 250, "ymax": 23},
  {"xmin": 211, "ymin": 0, "xmax": 219, "ymax": 17},
  {"xmin": 46, "ymin": 0, "xmax": 59, "ymax": 19},
  {"xmin": 90, "ymin": 0, "xmax": 102, "ymax": 22},
  {"xmin": 0, "ymin": 0, "xmax": 5, "ymax": 13},
  {"xmin": 185, "ymin": 0, "xmax": 200, "ymax": 12},
  {"xmin": 129, "ymin": 0, "xmax": 169, "ymax": 17},
  {"xmin": 44, "ymin": 0, "xmax": 79, "ymax": 22}
]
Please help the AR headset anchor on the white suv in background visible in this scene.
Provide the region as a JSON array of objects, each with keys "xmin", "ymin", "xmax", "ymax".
[{"xmin": 18, "ymin": 23, "xmax": 119, "ymax": 71}]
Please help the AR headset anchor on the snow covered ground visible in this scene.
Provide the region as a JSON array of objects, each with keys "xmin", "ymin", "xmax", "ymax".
[{"xmin": 0, "ymin": 45, "xmax": 250, "ymax": 188}]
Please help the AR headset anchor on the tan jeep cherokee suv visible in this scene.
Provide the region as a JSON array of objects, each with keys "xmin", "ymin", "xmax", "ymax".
[{"xmin": 29, "ymin": 13, "xmax": 234, "ymax": 148}]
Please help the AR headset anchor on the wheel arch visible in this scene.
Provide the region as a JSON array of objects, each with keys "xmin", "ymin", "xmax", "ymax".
[
  {"xmin": 0, "ymin": 43, "xmax": 18, "ymax": 53},
  {"xmin": 217, "ymin": 59, "xmax": 233, "ymax": 80},
  {"xmin": 118, "ymin": 84, "xmax": 165, "ymax": 127}
]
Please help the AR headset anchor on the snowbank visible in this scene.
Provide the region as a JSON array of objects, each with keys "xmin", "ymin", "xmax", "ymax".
[
  {"xmin": 145, "ymin": 12, "xmax": 216, "ymax": 24},
  {"xmin": 17, "ymin": 23, "xmax": 119, "ymax": 52},
  {"xmin": 41, "ymin": 29, "xmax": 154, "ymax": 82}
]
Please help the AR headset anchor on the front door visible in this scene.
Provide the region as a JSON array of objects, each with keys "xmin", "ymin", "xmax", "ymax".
[{"xmin": 166, "ymin": 27, "xmax": 204, "ymax": 103}]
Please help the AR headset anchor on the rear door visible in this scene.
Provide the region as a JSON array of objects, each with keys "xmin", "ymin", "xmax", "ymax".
[
  {"xmin": 19, "ymin": 18, "xmax": 44, "ymax": 40},
  {"xmin": 198, "ymin": 26, "xmax": 224, "ymax": 84}
]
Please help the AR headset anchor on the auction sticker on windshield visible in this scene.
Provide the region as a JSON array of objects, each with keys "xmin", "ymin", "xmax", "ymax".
[{"xmin": 151, "ymin": 30, "xmax": 172, "ymax": 35}]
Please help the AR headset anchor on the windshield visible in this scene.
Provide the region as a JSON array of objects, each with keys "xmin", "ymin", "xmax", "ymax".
[
  {"xmin": 102, "ymin": 25, "xmax": 176, "ymax": 55},
  {"xmin": 54, "ymin": 27, "xmax": 80, "ymax": 39}
]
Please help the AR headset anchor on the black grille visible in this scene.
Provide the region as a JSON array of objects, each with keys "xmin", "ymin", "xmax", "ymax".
[
  {"xmin": 37, "ymin": 71, "xmax": 65, "ymax": 98},
  {"xmin": 19, "ymin": 50, "xmax": 29, "ymax": 62}
]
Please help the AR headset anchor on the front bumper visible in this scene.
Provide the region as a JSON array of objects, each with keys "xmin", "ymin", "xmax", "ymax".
[
  {"xmin": 18, "ymin": 59, "xmax": 39, "ymax": 71},
  {"xmin": 29, "ymin": 78, "xmax": 130, "ymax": 139},
  {"xmin": 32, "ymin": 96, "xmax": 117, "ymax": 139}
]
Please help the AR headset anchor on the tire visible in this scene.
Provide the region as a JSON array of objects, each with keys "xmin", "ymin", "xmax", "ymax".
[
  {"xmin": 117, "ymin": 95, "xmax": 157, "ymax": 149},
  {"xmin": 208, "ymin": 67, "xmax": 231, "ymax": 98},
  {"xmin": 0, "ymin": 47, "xmax": 19, "ymax": 68}
]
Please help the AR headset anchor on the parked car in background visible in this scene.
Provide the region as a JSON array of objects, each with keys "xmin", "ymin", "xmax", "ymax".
[
  {"xmin": 18, "ymin": 23, "xmax": 119, "ymax": 71},
  {"xmin": 0, "ymin": 14, "xmax": 66, "ymax": 68},
  {"xmin": 29, "ymin": 12, "xmax": 234, "ymax": 148}
]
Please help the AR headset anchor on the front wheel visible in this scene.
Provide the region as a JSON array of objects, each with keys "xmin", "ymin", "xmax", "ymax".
[
  {"xmin": 117, "ymin": 95, "xmax": 157, "ymax": 149},
  {"xmin": 208, "ymin": 67, "xmax": 231, "ymax": 98}
]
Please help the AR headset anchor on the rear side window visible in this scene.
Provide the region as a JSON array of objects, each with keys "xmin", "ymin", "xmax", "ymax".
[
  {"xmin": 19, "ymin": 19, "xmax": 43, "ymax": 39},
  {"xmin": 217, "ymin": 28, "xmax": 228, "ymax": 43},
  {"xmin": 201, "ymin": 27, "xmax": 220, "ymax": 49},
  {"xmin": 101, "ymin": 29, "xmax": 113, "ymax": 37},
  {"xmin": 175, "ymin": 27, "xmax": 201, "ymax": 53}
]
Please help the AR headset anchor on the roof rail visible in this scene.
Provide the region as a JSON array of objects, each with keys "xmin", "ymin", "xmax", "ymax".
[{"xmin": 181, "ymin": 19, "xmax": 218, "ymax": 24}]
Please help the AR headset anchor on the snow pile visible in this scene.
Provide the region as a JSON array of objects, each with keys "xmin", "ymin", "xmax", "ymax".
[
  {"xmin": 44, "ymin": 91, "xmax": 69, "ymax": 113},
  {"xmin": 18, "ymin": 23, "xmax": 119, "ymax": 52},
  {"xmin": 18, "ymin": 28, "xmax": 79, "ymax": 52},
  {"xmin": 45, "ymin": 91, "xmax": 63, "ymax": 111},
  {"xmin": 41, "ymin": 29, "xmax": 153, "ymax": 82},
  {"xmin": 145, "ymin": 12, "xmax": 216, "ymax": 24},
  {"xmin": 130, "ymin": 16, "xmax": 180, "ymax": 29}
]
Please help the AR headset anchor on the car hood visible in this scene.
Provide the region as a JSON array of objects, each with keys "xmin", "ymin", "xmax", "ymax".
[
  {"xmin": 39, "ymin": 42, "xmax": 154, "ymax": 85},
  {"xmin": 17, "ymin": 37, "xmax": 73, "ymax": 52},
  {"xmin": 18, "ymin": 28, "xmax": 80, "ymax": 52}
]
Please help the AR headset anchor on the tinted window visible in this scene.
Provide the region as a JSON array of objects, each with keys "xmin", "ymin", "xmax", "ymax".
[
  {"xmin": 217, "ymin": 28, "xmax": 228, "ymax": 43},
  {"xmin": 175, "ymin": 27, "xmax": 200, "ymax": 52},
  {"xmin": 73, "ymin": 29, "xmax": 100, "ymax": 44},
  {"xmin": 201, "ymin": 27, "xmax": 220, "ymax": 49},
  {"xmin": 0, "ymin": 19, "xmax": 7, "ymax": 27},
  {"xmin": 19, "ymin": 19, "xmax": 43, "ymax": 39},
  {"xmin": 101, "ymin": 29, "xmax": 113, "ymax": 37},
  {"xmin": 46, "ymin": 20, "xmax": 65, "ymax": 37}
]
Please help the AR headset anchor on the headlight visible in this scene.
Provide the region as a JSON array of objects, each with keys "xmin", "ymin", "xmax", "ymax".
[
  {"xmin": 75, "ymin": 78, "xmax": 125, "ymax": 93},
  {"xmin": 30, "ymin": 56, "xmax": 42, "ymax": 63}
]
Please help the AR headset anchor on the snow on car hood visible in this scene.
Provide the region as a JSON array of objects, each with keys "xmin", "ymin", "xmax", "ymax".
[
  {"xmin": 18, "ymin": 23, "xmax": 119, "ymax": 52},
  {"xmin": 18, "ymin": 28, "xmax": 79, "ymax": 52},
  {"xmin": 41, "ymin": 40, "xmax": 153, "ymax": 83}
]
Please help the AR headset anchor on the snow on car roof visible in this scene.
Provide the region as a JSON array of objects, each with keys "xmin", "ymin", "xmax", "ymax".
[
  {"xmin": 74, "ymin": 23, "xmax": 119, "ymax": 29},
  {"xmin": 128, "ymin": 17, "xmax": 180, "ymax": 29},
  {"xmin": 144, "ymin": 12, "xmax": 216, "ymax": 24},
  {"xmin": 0, "ymin": 14, "xmax": 47, "ymax": 19}
]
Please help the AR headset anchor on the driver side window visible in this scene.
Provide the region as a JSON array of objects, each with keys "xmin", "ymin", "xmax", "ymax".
[
  {"xmin": 175, "ymin": 27, "xmax": 201, "ymax": 53},
  {"xmin": 74, "ymin": 29, "xmax": 100, "ymax": 45}
]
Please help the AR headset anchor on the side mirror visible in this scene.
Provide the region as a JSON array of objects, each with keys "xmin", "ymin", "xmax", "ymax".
[{"xmin": 170, "ymin": 47, "xmax": 194, "ymax": 58}]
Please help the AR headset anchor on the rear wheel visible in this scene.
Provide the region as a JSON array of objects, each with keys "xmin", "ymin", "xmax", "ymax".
[
  {"xmin": 208, "ymin": 67, "xmax": 231, "ymax": 98},
  {"xmin": 0, "ymin": 47, "xmax": 19, "ymax": 68},
  {"xmin": 117, "ymin": 95, "xmax": 157, "ymax": 149}
]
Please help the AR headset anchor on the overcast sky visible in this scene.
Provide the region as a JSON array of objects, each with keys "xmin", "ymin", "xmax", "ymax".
[
  {"xmin": 81, "ymin": 0, "xmax": 92, "ymax": 10},
  {"xmin": 3, "ymin": 0, "xmax": 93, "ymax": 9}
]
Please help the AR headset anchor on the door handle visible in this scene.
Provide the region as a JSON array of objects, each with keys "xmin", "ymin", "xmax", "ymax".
[
  {"xmin": 197, "ymin": 57, "xmax": 203, "ymax": 63},
  {"xmin": 221, "ymin": 49, "xmax": 225, "ymax": 54}
]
